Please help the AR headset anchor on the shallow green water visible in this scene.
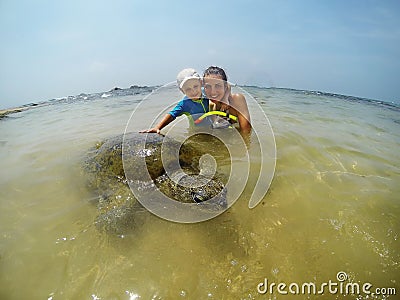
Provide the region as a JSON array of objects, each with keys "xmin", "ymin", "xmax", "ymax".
[{"xmin": 0, "ymin": 87, "xmax": 399, "ymax": 299}]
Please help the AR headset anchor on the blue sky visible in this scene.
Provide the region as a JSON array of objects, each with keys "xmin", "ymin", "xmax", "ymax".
[{"xmin": 1, "ymin": 0, "xmax": 399, "ymax": 109}]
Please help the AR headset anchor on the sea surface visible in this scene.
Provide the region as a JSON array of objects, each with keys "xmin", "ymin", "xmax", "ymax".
[{"xmin": 0, "ymin": 86, "xmax": 399, "ymax": 299}]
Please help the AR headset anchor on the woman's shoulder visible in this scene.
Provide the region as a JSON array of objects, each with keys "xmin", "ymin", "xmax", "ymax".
[
  {"xmin": 229, "ymin": 92, "xmax": 249, "ymax": 115},
  {"xmin": 230, "ymin": 92, "xmax": 246, "ymax": 106}
]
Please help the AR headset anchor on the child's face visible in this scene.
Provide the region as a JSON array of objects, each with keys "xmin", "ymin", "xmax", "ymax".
[
  {"xmin": 203, "ymin": 75, "xmax": 226, "ymax": 102},
  {"xmin": 181, "ymin": 79, "xmax": 202, "ymax": 100}
]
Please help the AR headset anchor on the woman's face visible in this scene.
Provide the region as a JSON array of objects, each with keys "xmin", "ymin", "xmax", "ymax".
[{"xmin": 203, "ymin": 74, "xmax": 226, "ymax": 102}]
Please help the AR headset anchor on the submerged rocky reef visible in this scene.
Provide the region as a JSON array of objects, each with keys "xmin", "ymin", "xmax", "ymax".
[{"xmin": 83, "ymin": 132, "xmax": 228, "ymax": 234}]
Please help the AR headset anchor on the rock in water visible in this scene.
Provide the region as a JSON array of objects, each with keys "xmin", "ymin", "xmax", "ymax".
[{"xmin": 83, "ymin": 132, "xmax": 227, "ymax": 234}]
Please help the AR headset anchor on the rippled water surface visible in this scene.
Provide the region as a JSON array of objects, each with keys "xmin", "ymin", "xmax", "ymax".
[{"xmin": 0, "ymin": 87, "xmax": 399, "ymax": 299}]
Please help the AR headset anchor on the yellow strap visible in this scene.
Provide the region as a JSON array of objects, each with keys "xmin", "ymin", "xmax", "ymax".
[{"xmin": 197, "ymin": 110, "xmax": 238, "ymax": 122}]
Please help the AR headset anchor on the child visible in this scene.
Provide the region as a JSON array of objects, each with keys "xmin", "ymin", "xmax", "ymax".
[{"xmin": 140, "ymin": 68, "xmax": 209, "ymax": 134}]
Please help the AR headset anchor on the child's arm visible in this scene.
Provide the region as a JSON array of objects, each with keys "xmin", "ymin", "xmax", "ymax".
[{"xmin": 139, "ymin": 114, "xmax": 174, "ymax": 134}]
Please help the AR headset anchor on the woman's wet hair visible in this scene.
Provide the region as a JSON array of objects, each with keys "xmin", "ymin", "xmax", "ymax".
[{"xmin": 203, "ymin": 66, "xmax": 228, "ymax": 82}]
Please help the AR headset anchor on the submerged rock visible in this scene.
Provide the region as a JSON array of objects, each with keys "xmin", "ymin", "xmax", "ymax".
[
  {"xmin": 83, "ymin": 132, "xmax": 227, "ymax": 234},
  {"xmin": 0, "ymin": 106, "xmax": 30, "ymax": 119},
  {"xmin": 110, "ymin": 87, "xmax": 122, "ymax": 91}
]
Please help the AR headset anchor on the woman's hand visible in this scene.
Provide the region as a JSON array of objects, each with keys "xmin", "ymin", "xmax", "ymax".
[{"xmin": 220, "ymin": 84, "xmax": 231, "ymax": 111}]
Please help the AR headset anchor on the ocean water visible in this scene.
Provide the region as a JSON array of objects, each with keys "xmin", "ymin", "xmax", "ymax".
[{"xmin": 0, "ymin": 86, "xmax": 399, "ymax": 299}]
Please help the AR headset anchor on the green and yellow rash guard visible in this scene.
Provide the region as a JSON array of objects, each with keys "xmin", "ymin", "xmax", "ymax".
[{"xmin": 168, "ymin": 93, "xmax": 210, "ymax": 127}]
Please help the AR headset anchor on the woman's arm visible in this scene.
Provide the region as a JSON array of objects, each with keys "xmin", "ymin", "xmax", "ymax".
[{"xmin": 230, "ymin": 93, "xmax": 251, "ymax": 134}]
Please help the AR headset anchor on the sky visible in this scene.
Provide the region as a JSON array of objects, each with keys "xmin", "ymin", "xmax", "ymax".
[{"xmin": 1, "ymin": 0, "xmax": 400, "ymax": 109}]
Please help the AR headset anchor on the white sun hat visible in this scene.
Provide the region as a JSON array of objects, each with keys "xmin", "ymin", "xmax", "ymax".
[{"xmin": 176, "ymin": 68, "xmax": 201, "ymax": 89}]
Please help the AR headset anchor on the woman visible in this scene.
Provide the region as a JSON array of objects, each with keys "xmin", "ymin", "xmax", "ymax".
[{"xmin": 203, "ymin": 66, "xmax": 251, "ymax": 134}]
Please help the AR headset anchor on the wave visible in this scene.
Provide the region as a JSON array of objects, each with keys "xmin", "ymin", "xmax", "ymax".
[
  {"xmin": 3, "ymin": 84, "xmax": 399, "ymax": 120},
  {"xmin": 252, "ymin": 86, "xmax": 400, "ymax": 111}
]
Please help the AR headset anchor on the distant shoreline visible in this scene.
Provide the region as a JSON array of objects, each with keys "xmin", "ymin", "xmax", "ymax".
[
  {"xmin": 0, "ymin": 85, "xmax": 155, "ymax": 118},
  {"xmin": 0, "ymin": 106, "xmax": 31, "ymax": 118},
  {"xmin": 1, "ymin": 85, "xmax": 399, "ymax": 119}
]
